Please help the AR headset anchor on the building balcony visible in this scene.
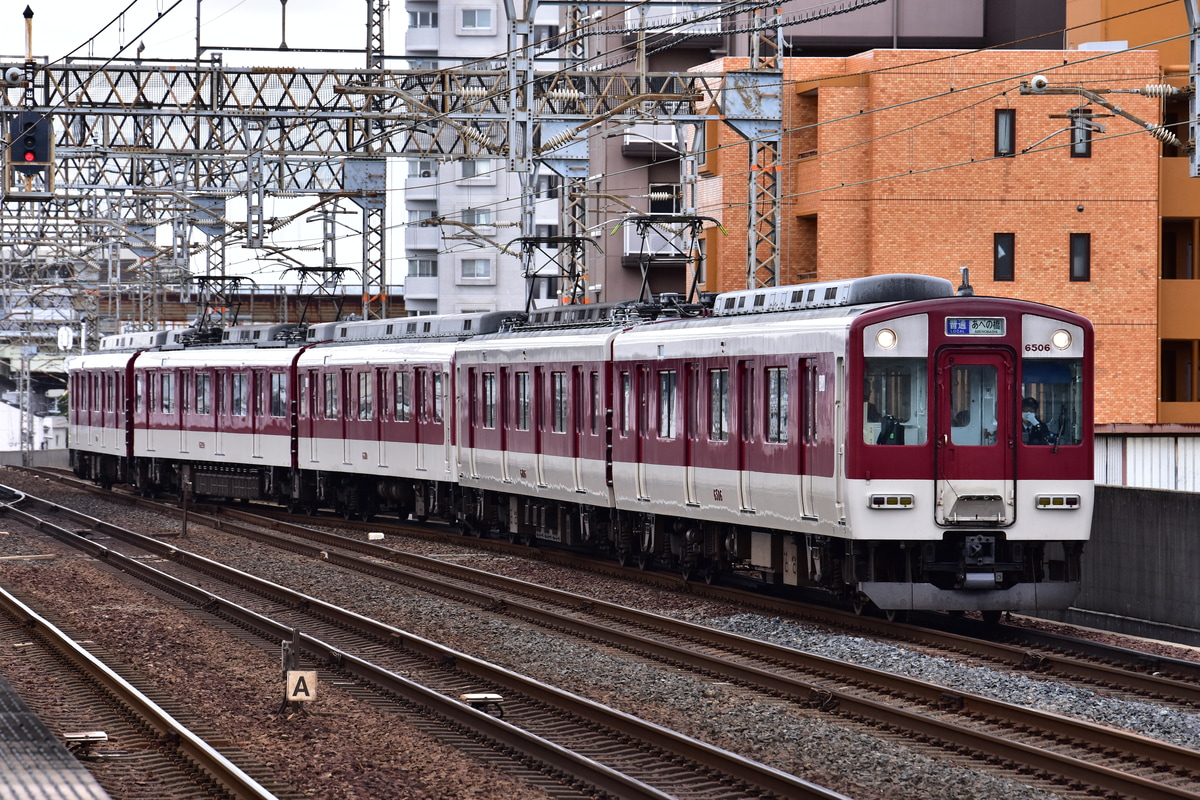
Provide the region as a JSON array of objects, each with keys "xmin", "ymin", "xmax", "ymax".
[
  {"xmin": 621, "ymin": 223, "xmax": 691, "ymax": 267},
  {"xmin": 405, "ymin": 225, "xmax": 441, "ymax": 251},
  {"xmin": 621, "ymin": 123, "xmax": 679, "ymax": 159},
  {"xmin": 404, "ymin": 275, "xmax": 439, "ymax": 300},
  {"xmin": 405, "ymin": 28, "xmax": 439, "ymax": 52},
  {"xmin": 1161, "ymin": 157, "xmax": 1200, "ymax": 218}
]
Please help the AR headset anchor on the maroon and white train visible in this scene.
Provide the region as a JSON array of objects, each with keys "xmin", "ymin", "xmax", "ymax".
[{"xmin": 67, "ymin": 273, "xmax": 1094, "ymax": 617}]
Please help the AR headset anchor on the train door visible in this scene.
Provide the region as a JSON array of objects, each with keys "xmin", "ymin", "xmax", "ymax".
[
  {"xmin": 934, "ymin": 349, "xmax": 1015, "ymax": 526},
  {"xmin": 104, "ymin": 371, "xmax": 121, "ymax": 453},
  {"xmin": 252, "ymin": 369, "xmax": 265, "ymax": 460},
  {"xmin": 737, "ymin": 360, "xmax": 755, "ymax": 512},
  {"xmin": 799, "ymin": 361, "xmax": 816, "ymax": 519},
  {"xmin": 178, "ymin": 369, "xmax": 192, "ymax": 454},
  {"xmin": 374, "ymin": 367, "xmax": 388, "ymax": 468},
  {"xmin": 571, "ymin": 366, "xmax": 584, "ymax": 492},
  {"xmin": 499, "ymin": 367, "xmax": 511, "ymax": 483},
  {"xmin": 413, "ymin": 367, "xmax": 428, "ymax": 472},
  {"xmin": 635, "ymin": 365, "xmax": 650, "ymax": 499},
  {"xmin": 684, "ymin": 362, "xmax": 699, "ymax": 506},
  {"xmin": 534, "ymin": 367, "xmax": 546, "ymax": 487},
  {"xmin": 466, "ymin": 368, "xmax": 479, "ymax": 478},
  {"xmin": 214, "ymin": 370, "xmax": 227, "ymax": 456}
]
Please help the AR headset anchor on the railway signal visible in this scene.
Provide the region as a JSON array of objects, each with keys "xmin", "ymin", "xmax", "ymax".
[{"xmin": 9, "ymin": 110, "xmax": 51, "ymax": 175}]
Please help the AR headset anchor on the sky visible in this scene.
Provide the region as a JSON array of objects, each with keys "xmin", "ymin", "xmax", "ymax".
[
  {"xmin": 4, "ymin": 0, "xmax": 413, "ymax": 288},
  {"xmin": 3, "ymin": 0, "xmax": 404, "ymax": 69}
]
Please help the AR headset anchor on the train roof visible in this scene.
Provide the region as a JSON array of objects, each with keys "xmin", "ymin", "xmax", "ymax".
[
  {"xmin": 307, "ymin": 310, "xmax": 525, "ymax": 345},
  {"xmin": 711, "ymin": 274, "xmax": 955, "ymax": 316}
]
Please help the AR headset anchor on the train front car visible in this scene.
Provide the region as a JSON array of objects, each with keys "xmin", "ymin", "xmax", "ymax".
[{"xmin": 848, "ymin": 289, "xmax": 1093, "ymax": 616}]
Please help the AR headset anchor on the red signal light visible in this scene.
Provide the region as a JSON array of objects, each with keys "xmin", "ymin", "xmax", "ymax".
[{"xmin": 23, "ymin": 152, "xmax": 34, "ymax": 162}]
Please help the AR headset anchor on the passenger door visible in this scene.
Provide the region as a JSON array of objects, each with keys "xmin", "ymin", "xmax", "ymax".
[{"xmin": 934, "ymin": 349, "xmax": 1014, "ymax": 526}]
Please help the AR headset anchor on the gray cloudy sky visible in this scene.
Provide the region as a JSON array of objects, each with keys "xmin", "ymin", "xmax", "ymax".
[{"xmin": 4, "ymin": 1, "xmax": 404, "ymax": 68}]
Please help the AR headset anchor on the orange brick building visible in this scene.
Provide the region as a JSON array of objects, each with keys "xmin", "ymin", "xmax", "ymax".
[{"xmin": 693, "ymin": 48, "xmax": 1162, "ymax": 425}]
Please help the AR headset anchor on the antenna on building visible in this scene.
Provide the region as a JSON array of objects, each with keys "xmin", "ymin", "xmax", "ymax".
[{"xmin": 956, "ymin": 267, "xmax": 974, "ymax": 297}]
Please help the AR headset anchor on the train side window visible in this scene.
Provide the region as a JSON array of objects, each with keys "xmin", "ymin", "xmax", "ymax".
[
  {"xmin": 658, "ymin": 369, "xmax": 677, "ymax": 438},
  {"xmin": 863, "ymin": 358, "xmax": 927, "ymax": 445},
  {"xmin": 619, "ymin": 371, "xmax": 631, "ymax": 435},
  {"xmin": 709, "ymin": 368, "xmax": 729, "ymax": 441},
  {"xmin": 271, "ymin": 373, "xmax": 288, "ymax": 417},
  {"xmin": 804, "ymin": 363, "xmax": 818, "ymax": 443},
  {"xmin": 161, "ymin": 373, "xmax": 175, "ymax": 414},
  {"xmin": 516, "ymin": 371, "xmax": 530, "ymax": 430},
  {"xmin": 135, "ymin": 374, "xmax": 143, "ymax": 412},
  {"xmin": 232, "ymin": 373, "xmax": 248, "ymax": 416},
  {"xmin": 590, "ymin": 371, "xmax": 600, "ymax": 435},
  {"xmin": 357, "ymin": 373, "xmax": 373, "ymax": 420},
  {"xmin": 482, "ymin": 372, "xmax": 497, "ymax": 428},
  {"xmin": 195, "ymin": 373, "xmax": 211, "ymax": 415},
  {"xmin": 394, "ymin": 372, "xmax": 411, "ymax": 421},
  {"xmin": 765, "ymin": 367, "xmax": 788, "ymax": 443},
  {"xmin": 105, "ymin": 373, "xmax": 115, "ymax": 410},
  {"xmin": 323, "ymin": 374, "xmax": 338, "ymax": 419},
  {"xmin": 433, "ymin": 372, "xmax": 445, "ymax": 423},
  {"xmin": 551, "ymin": 371, "xmax": 567, "ymax": 433}
]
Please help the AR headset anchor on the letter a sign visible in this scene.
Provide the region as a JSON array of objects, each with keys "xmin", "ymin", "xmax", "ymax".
[{"xmin": 286, "ymin": 670, "xmax": 318, "ymax": 703}]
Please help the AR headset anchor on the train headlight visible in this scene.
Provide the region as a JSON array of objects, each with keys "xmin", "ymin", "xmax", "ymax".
[
  {"xmin": 1051, "ymin": 329, "xmax": 1072, "ymax": 350},
  {"xmin": 875, "ymin": 328, "xmax": 898, "ymax": 350}
]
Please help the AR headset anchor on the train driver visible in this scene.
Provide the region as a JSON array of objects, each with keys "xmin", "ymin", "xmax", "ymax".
[{"xmin": 1021, "ymin": 397, "xmax": 1052, "ymax": 445}]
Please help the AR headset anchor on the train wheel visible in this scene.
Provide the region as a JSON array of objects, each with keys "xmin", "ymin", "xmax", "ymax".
[
  {"xmin": 884, "ymin": 609, "xmax": 908, "ymax": 623},
  {"xmin": 851, "ymin": 596, "xmax": 867, "ymax": 616},
  {"xmin": 616, "ymin": 550, "xmax": 631, "ymax": 567},
  {"xmin": 636, "ymin": 551, "xmax": 652, "ymax": 570},
  {"xmin": 981, "ymin": 610, "xmax": 1003, "ymax": 624}
]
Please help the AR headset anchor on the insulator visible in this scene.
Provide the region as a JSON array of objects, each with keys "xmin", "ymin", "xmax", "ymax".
[
  {"xmin": 647, "ymin": 191, "xmax": 677, "ymax": 201},
  {"xmin": 460, "ymin": 86, "xmax": 489, "ymax": 98},
  {"xmin": 1141, "ymin": 84, "xmax": 1180, "ymax": 98},
  {"xmin": 541, "ymin": 130, "xmax": 577, "ymax": 151},
  {"xmin": 545, "ymin": 88, "xmax": 580, "ymax": 101},
  {"xmin": 461, "ymin": 127, "xmax": 490, "ymax": 147},
  {"xmin": 1146, "ymin": 123, "xmax": 1183, "ymax": 147}
]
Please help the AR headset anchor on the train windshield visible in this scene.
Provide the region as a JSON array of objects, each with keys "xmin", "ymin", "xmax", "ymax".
[
  {"xmin": 863, "ymin": 358, "xmax": 928, "ymax": 445},
  {"xmin": 1020, "ymin": 359, "xmax": 1084, "ymax": 446}
]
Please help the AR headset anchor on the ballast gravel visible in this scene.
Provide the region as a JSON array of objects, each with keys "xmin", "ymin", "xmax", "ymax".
[{"xmin": 5, "ymin": 470, "xmax": 1200, "ymax": 799}]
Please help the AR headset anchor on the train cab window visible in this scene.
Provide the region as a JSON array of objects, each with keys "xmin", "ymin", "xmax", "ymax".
[
  {"xmin": 433, "ymin": 372, "xmax": 445, "ymax": 423},
  {"xmin": 863, "ymin": 358, "xmax": 927, "ymax": 445},
  {"xmin": 1021, "ymin": 359, "xmax": 1084, "ymax": 446},
  {"xmin": 765, "ymin": 367, "xmax": 788, "ymax": 443},
  {"xmin": 232, "ymin": 373, "xmax": 248, "ymax": 416},
  {"xmin": 195, "ymin": 374, "xmax": 211, "ymax": 415},
  {"xmin": 516, "ymin": 371, "xmax": 531, "ymax": 430},
  {"xmin": 949, "ymin": 365, "xmax": 998, "ymax": 446},
  {"xmin": 658, "ymin": 370, "xmax": 677, "ymax": 438},
  {"xmin": 357, "ymin": 373, "xmax": 373, "ymax": 420},
  {"xmin": 323, "ymin": 374, "xmax": 338, "ymax": 419},
  {"xmin": 271, "ymin": 373, "xmax": 287, "ymax": 417},
  {"xmin": 482, "ymin": 372, "xmax": 497, "ymax": 428},
  {"xmin": 161, "ymin": 374, "xmax": 175, "ymax": 414},
  {"xmin": 551, "ymin": 371, "xmax": 567, "ymax": 433},
  {"xmin": 394, "ymin": 372, "xmax": 411, "ymax": 421},
  {"xmin": 709, "ymin": 368, "xmax": 729, "ymax": 441}
]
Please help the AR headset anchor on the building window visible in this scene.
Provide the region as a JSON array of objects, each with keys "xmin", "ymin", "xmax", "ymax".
[
  {"xmin": 1070, "ymin": 233, "xmax": 1091, "ymax": 282},
  {"xmin": 408, "ymin": 208, "xmax": 435, "ymax": 224},
  {"xmin": 552, "ymin": 371, "xmax": 567, "ymax": 433},
  {"xmin": 461, "ymin": 259, "xmax": 492, "ymax": 280},
  {"xmin": 766, "ymin": 367, "xmax": 788, "ymax": 443},
  {"xmin": 658, "ymin": 370, "xmax": 677, "ymax": 438},
  {"xmin": 271, "ymin": 373, "xmax": 287, "ymax": 417},
  {"xmin": 1071, "ymin": 113, "xmax": 1093, "ymax": 158},
  {"xmin": 536, "ymin": 174, "xmax": 560, "ymax": 199},
  {"xmin": 408, "ymin": 10, "xmax": 438, "ymax": 27},
  {"xmin": 408, "ymin": 258, "xmax": 437, "ymax": 277},
  {"xmin": 994, "ymin": 233, "xmax": 1015, "ymax": 281},
  {"xmin": 461, "ymin": 8, "xmax": 492, "ymax": 29},
  {"xmin": 481, "ymin": 372, "xmax": 497, "ymax": 428},
  {"xmin": 995, "ymin": 109, "xmax": 1016, "ymax": 157},
  {"xmin": 462, "ymin": 207, "xmax": 492, "ymax": 226},
  {"xmin": 408, "ymin": 159, "xmax": 436, "ymax": 178},
  {"xmin": 462, "ymin": 159, "xmax": 492, "ymax": 178},
  {"xmin": 709, "ymin": 368, "xmax": 729, "ymax": 441}
]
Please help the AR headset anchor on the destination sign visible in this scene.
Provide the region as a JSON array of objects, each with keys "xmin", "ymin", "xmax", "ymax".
[{"xmin": 946, "ymin": 317, "xmax": 1005, "ymax": 337}]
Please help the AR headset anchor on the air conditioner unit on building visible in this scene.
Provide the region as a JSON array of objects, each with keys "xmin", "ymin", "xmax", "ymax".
[{"xmin": 420, "ymin": 170, "xmax": 432, "ymax": 178}]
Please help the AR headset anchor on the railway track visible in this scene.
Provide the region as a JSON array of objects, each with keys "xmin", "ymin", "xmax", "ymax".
[
  {"xmin": 14, "ymin": 472, "xmax": 1200, "ymax": 799},
  {"xmin": 0, "ymin": 525, "xmax": 284, "ymax": 799},
  {"xmin": 0, "ymin": 481, "xmax": 850, "ymax": 800}
]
